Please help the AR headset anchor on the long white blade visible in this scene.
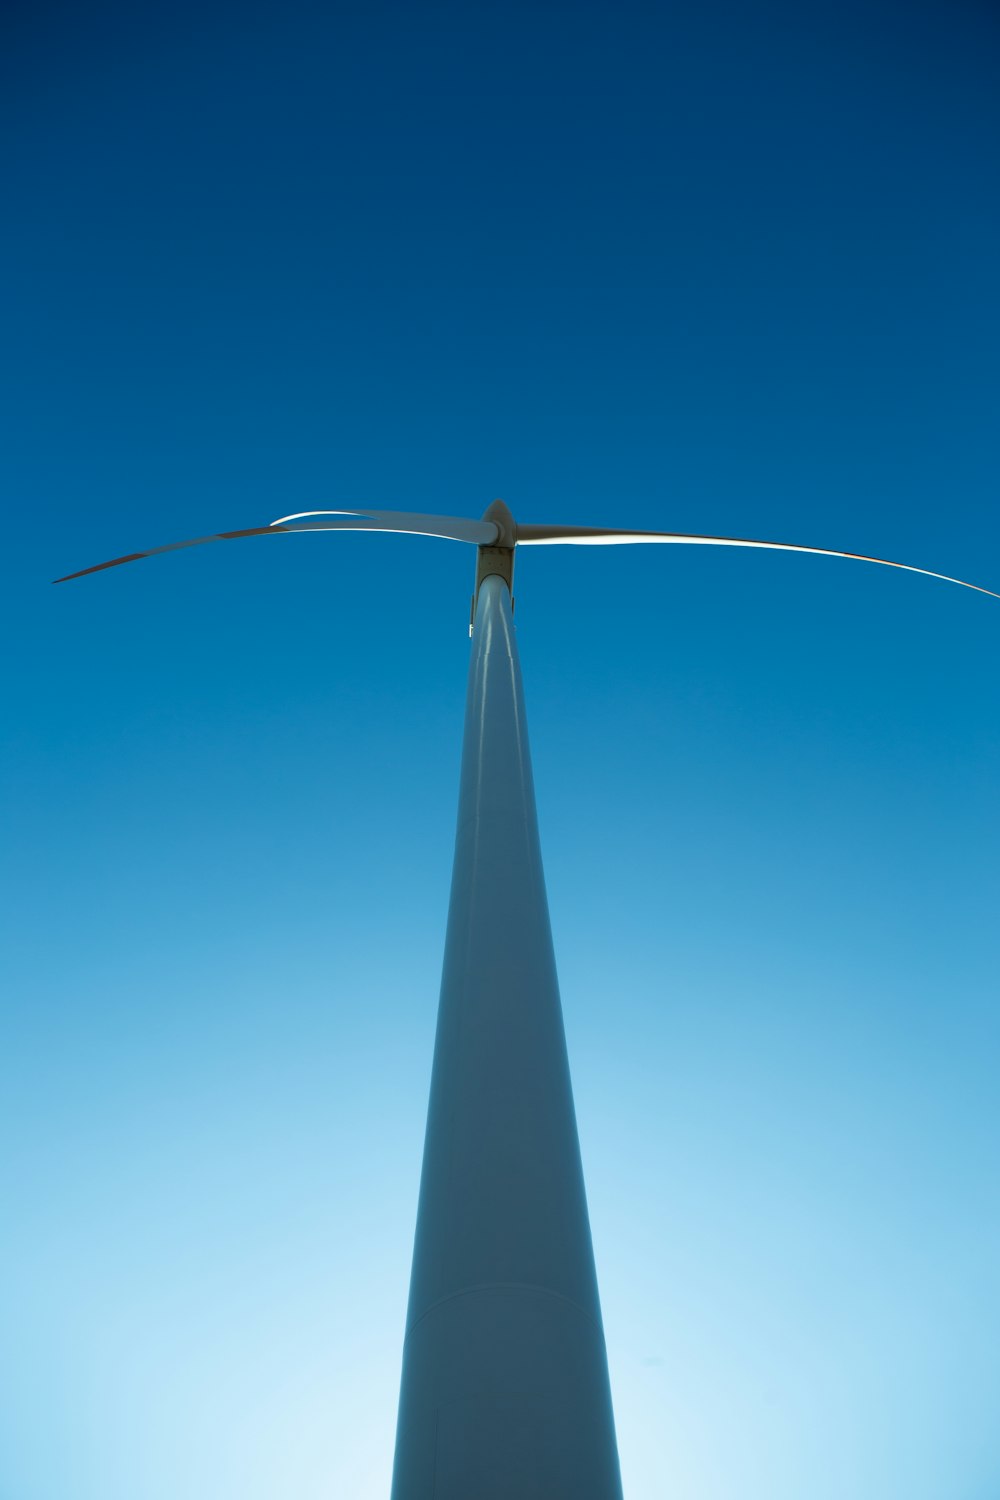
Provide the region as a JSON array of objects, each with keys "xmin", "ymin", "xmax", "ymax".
[
  {"xmin": 269, "ymin": 509, "xmax": 498, "ymax": 544},
  {"xmin": 53, "ymin": 509, "xmax": 497, "ymax": 583},
  {"xmin": 515, "ymin": 525, "xmax": 999, "ymax": 600}
]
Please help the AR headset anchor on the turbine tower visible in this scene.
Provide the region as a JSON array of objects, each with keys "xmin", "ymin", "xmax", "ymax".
[{"xmin": 56, "ymin": 502, "xmax": 997, "ymax": 1498}]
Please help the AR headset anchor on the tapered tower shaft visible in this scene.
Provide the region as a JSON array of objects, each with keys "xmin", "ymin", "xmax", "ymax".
[{"xmin": 390, "ymin": 574, "xmax": 623, "ymax": 1499}]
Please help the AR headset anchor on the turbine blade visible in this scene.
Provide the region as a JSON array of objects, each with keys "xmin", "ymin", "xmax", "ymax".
[
  {"xmin": 270, "ymin": 509, "xmax": 499, "ymax": 545},
  {"xmin": 53, "ymin": 510, "xmax": 497, "ymax": 583},
  {"xmin": 51, "ymin": 526, "xmax": 284, "ymax": 583},
  {"xmin": 515, "ymin": 525, "xmax": 999, "ymax": 600}
]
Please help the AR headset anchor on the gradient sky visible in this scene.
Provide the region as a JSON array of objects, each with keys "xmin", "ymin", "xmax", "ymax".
[{"xmin": 3, "ymin": 2, "xmax": 999, "ymax": 1496}]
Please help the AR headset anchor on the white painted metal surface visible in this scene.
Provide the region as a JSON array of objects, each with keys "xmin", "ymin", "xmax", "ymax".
[{"xmin": 390, "ymin": 574, "xmax": 623, "ymax": 1499}]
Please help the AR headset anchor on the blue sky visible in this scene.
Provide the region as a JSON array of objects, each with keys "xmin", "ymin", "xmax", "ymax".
[{"xmin": 2, "ymin": 2, "xmax": 999, "ymax": 1496}]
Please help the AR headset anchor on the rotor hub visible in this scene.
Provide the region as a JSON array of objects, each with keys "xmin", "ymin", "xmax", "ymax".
[{"xmin": 471, "ymin": 499, "xmax": 516, "ymax": 630}]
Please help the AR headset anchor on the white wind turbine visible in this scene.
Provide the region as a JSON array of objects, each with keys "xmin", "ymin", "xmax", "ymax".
[{"xmin": 57, "ymin": 500, "xmax": 998, "ymax": 1499}]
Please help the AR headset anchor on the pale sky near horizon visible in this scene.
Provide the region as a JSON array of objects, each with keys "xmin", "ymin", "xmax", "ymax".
[{"xmin": 3, "ymin": 2, "xmax": 999, "ymax": 1496}]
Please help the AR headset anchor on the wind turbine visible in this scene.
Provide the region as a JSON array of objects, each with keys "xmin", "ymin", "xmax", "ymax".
[{"xmin": 56, "ymin": 501, "xmax": 998, "ymax": 1499}]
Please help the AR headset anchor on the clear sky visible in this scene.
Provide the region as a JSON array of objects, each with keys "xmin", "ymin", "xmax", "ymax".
[{"xmin": 2, "ymin": 1, "xmax": 999, "ymax": 1496}]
